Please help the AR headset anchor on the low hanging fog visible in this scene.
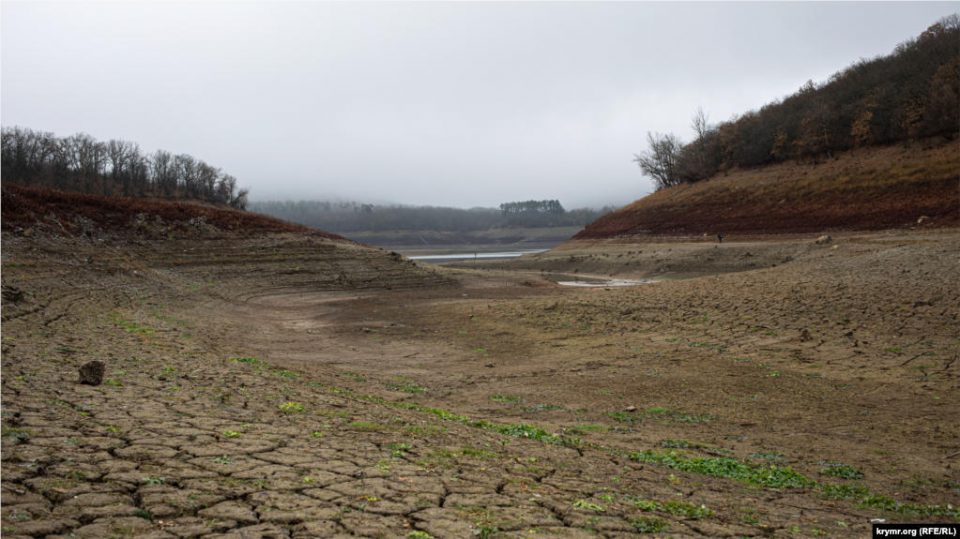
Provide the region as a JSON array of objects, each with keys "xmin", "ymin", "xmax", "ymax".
[{"xmin": 2, "ymin": 1, "xmax": 952, "ymax": 208}]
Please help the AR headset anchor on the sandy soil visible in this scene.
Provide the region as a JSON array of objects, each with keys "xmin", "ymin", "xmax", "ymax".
[{"xmin": 2, "ymin": 228, "xmax": 958, "ymax": 538}]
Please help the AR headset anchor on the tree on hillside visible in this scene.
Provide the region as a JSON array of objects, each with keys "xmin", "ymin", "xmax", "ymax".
[
  {"xmin": 634, "ymin": 15, "xmax": 959, "ymax": 188},
  {"xmin": 634, "ymin": 132, "xmax": 683, "ymax": 190}
]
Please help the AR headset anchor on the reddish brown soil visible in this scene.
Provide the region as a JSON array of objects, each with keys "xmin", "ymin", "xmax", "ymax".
[
  {"xmin": 577, "ymin": 141, "xmax": 960, "ymax": 239},
  {"xmin": 1, "ymin": 185, "xmax": 337, "ymax": 239}
]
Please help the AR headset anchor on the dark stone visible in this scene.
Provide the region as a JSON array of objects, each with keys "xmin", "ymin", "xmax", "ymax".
[{"xmin": 79, "ymin": 361, "xmax": 105, "ymax": 385}]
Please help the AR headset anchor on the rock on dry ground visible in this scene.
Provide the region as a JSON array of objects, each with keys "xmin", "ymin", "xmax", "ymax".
[{"xmin": 2, "ymin": 229, "xmax": 958, "ymax": 538}]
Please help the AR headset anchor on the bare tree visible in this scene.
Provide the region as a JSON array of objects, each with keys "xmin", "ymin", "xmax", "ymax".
[{"xmin": 634, "ymin": 132, "xmax": 683, "ymax": 190}]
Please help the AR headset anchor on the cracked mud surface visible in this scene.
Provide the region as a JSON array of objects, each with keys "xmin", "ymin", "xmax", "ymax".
[{"xmin": 2, "ymin": 229, "xmax": 958, "ymax": 538}]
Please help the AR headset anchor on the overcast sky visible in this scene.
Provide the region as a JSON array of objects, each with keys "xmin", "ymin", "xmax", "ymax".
[{"xmin": 2, "ymin": 2, "xmax": 954, "ymax": 208}]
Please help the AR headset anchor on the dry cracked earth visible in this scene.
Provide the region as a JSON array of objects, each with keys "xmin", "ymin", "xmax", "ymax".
[{"xmin": 2, "ymin": 228, "xmax": 958, "ymax": 539}]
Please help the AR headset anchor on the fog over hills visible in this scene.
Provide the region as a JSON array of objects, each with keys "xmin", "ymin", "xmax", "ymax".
[{"xmin": 2, "ymin": 2, "xmax": 953, "ymax": 207}]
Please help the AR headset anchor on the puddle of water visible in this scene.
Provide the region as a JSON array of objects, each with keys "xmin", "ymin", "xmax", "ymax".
[
  {"xmin": 409, "ymin": 249, "xmax": 548, "ymax": 262},
  {"xmin": 556, "ymin": 278, "xmax": 654, "ymax": 287}
]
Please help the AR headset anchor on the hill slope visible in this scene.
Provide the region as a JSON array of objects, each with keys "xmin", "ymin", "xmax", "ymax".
[
  {"xmin": 1, "ymin": 185, "xmax": 453, "ymax": 291},
  {"xmin": 576, "ymin": 140, "xmax": 959, "ymax": 239}
]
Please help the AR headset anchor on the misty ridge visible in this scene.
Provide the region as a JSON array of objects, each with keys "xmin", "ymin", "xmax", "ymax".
[{"xmin": 248, "ymin": 199, "xmax": 616, "ymax": 234}]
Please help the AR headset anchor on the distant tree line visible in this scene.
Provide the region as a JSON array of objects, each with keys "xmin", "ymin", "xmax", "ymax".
[
  {"xmin": 249, "ymin": 199, "xmax": 614, "ymax": 233},
  {"xmin": 637, "ymin": 15, "xmax": 960, "ymax": 190},
  {"xmin": 1, "ymin": 127, "xmax": 249, "ymax": 208}
]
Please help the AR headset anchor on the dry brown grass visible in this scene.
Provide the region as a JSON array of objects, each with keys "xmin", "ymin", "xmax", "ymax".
[{"xmin": 578, "ymin": 139, "xmax": 960, "ymax": 238}]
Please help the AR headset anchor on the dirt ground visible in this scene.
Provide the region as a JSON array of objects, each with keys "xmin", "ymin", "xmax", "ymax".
[{"xmin": 2, "ymin": 228, "xmax": 958, "ymax": 538}]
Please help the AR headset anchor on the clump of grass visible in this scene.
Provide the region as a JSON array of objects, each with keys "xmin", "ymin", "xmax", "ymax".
[
  {"xmin": 460, "ymin": 446, "xmax": 497, "ymax": 459},
  {"xmin": 608, "ymin": 410, "xmax": 641, "ymax": 423},
  {"xmin": 104, "ymin": 379, "xmax": 123, "ymax": 387},
  {"xmin": 524, "ymin": 403, "xmax": 563, "ymax": 413},
  {"xmin": 631, "ymin": 516, "xmax": 668, "ymax": 533},
  {"xmin": 387, "ymin": 442, "xmax": 412, "ymax": 457},
  {"xmin": 212, "ymin": 455, "xmax": 232, "ymax": 465},
  {"xmin": 111, "ymin": 313, "xmax": 154, "ymax": 335},
  {"xmin": 278, "ymin": 402, "xmax": 305, "ymax": 414},
  {"xmin": 407, "ymin": 532, "xmax": 433, "ymax": 539},
  {"xmin": 819, "ymin": 483, "xmax": 870, "ymax": 500},
  {"xmin": 489, "ymin": 394, "xmax": 521, "ymax": 404},
  {"xmin": 630, "ymin": 450, "xmax": 812, "ymax": 489},
  {"xmin": 231, "ymin": 356, "xmax": 261, "ymax": 365},
  {"xmin": 222, "ymin": 430, "xmax": 242, "ymax": 438},
  {"xmin": 348, "ymin": 421, "xmax": 387, "ymax": 431},
  {"xmin": 573, "ymin": 500, "xmax": 605, "ymax": 513},
  {"xmin": 483, "ymin": 422, "xmax": 557, "ymax": 442},
  {"xmin": 819, "ymin": 462, "xmax": 864, "ymax": 480},
  {"xmin": 568, "ymin": 423, "xmax": 609, "ymax": 434},
  {"xmin": 627, "ymin": 496, "xmax": 712, "ymax": 519},
  {"xmin": 272, "ymin": 369, "xmax": 299, "ymax": 379},
  {"xmin": 817, "ymin": 483, "xmax": 959, "ymax": 518}
]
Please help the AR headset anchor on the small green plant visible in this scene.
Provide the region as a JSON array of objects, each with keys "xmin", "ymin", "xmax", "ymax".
[
  {"xmin": 608, "ymin": 410, "xmax": 641, "ymax": 423},
  {"xmin": 311, "ymin": 430, "xmax": 324, "ymax": 438},
  {"xmin": 134, "ymin": 508, "xmax": 153, "ymax": 521},
  {"xmin": 111, "ymin": 313, "xmax": 155, "ymax": 335},
  {"xmin": 476, "ymin": 526, "xmax": 499, "ymax": 539},
  {"xmin": 460, "ymin": 446, "xmax": 497, "ymax": 459},
  {"xmin": 408, "ymin": 532, "xmax": 433, "ymax": 539},
  {"xmin": 662, "ymin": 500, "xmax": 712, "ymax": 519},
  {"xmin": 631, "ymin": 516, "xmax": 668, "ymax": 533},
  {"xmin": 143, "ymin": 476, "xmax": 165, "ymax": 485},
  {"xmin": 223, "ymin": 430, "xmax": 242, "ymax": 438},
  {"xmin": 272, "ymin": 369, "xmax": 299, "ymax": 379},
  {"xmin": 212, "ymin": 455, "xmax": 232, "ymax": 465},
  {"xmin": 104, "ymin": 379, "xmax": 123, "ymax": 387},
  {"xmin": 387, "ymin": 442, "xmax": 412, "ymax": 457},
  {"xmin": 231, "ymin": 356, "xmax": 261, "ymax": 365},
  {"xmin": 279, "ymin": 402, "xmax": 305, "ymax": 414},
  {"xmin": 489, "ymin": 394, "xmax": 521, "ymax": 404},
  {"xmin": 573, "ymin": 500, "xmax": 605, "ymax": 513}
]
